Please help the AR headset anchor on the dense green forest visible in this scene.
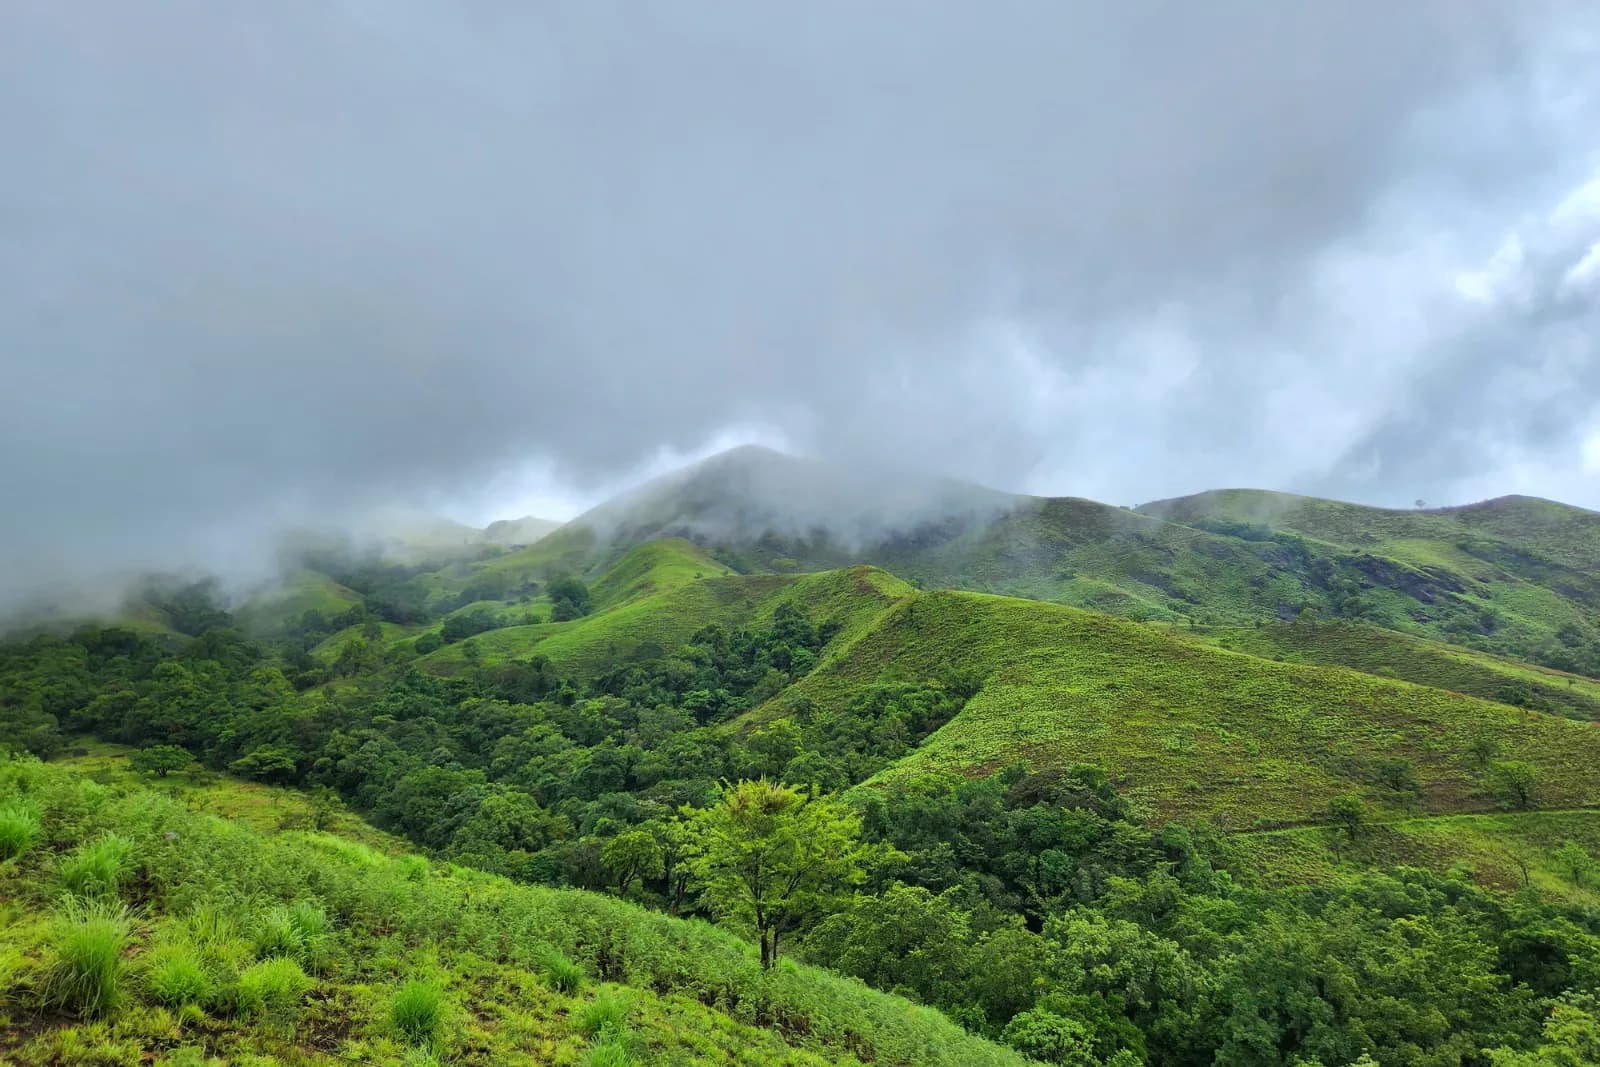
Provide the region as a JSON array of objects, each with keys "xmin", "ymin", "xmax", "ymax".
[{"xmin": 4, "ymin": 563, "xmax": 1600, "ymax": 1064}]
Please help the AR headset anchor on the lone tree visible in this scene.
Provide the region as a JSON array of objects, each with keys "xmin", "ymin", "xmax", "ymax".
[
  {"xmin": 601, "ymin": 829, "xmax": 664, "ymax": 898},
  {"xmin": 1495, "ymin": 760, "xmax": 1537, "ymax": 810},
  {"xmin": 686, "ymin": 779, "xmax": 867, "ymax": 968},
  {"xmin": 1328, "ymin": 793, "xmax": 1368, "ymax": 842},
  {"xmin": 130, "ymin": 744, "xmax": 194, "ymax": 779}
]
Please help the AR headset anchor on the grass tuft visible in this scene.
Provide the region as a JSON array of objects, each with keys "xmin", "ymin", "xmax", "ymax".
[
  {"xmin": 577, "ymin": 988, "xmax": 631, "ymax": 1037},
  {"xmin": 251, "ymin": 900, "xmax": 331, "ymax": 968},
  {"xmin": 47, "ymin": 897, "xmax": 132, "ymax": 1016},
  {"xmin": 59, "ymin": 832, "xmax": 134, "ymax": 898},
  {"xmin": 541, "ymin": 949, "xmax": 585, "ymax": 995},
  {"xmin": 231, "ymin": 956, "xmax": 312, "ymax": 1020},
  {"xmin": 0, "ymin": 801, "xmax": 41, "ymax": 860},
  {"xmin": 145, "ymin": 944, "xmax": 213, "ymax": 1007},
  {"xmin": 390, "ymin": 977, "xmax": 445, "ymax": 1045},
  {"xmin": 584, "ymin": 1034, "xmax": 639, "ymax": 1067}
]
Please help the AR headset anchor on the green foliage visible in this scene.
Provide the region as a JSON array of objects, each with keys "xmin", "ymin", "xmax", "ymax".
[
  {"xmin": 600, "ymin": 829, "xmax": 663, "ymax": 897},
  {"xmin": 231, "ymin": 956, "xmax": 312, "ymax": 1020},
  {"xmin": 1001, "ymin": 1008, "xmax": 1097, "ymax": 1065},
  {"xmin": 145, "ymin": 944, "xmax": 213, "ymax": 1007},
  {"xmin": 250, "ymin": 900, "xmax": 331, "ymax": 969},
  {"xmin": 59, "ymin": 832, "xmax": 134, "ymax": 898},
  {"xmin": 1552, "ymin": 841, "xmax": 1596, "ymax": 887},
  {"xmin": 542, "ymin": 949, "xmax": 585, "ymax": 994},
  {"xmin": 130, "ymin": 743, "xmax": 195, "ymax": 778},
  {"xmin": 549, "ymin": 575, "xmax": 593, "ymax": 622},
  {"xmin": 390, "ymin": 978, "xmax": 445, "ymax": 1045},
  {"xmin": 577, "ymin": 988, "xmax": 631, "ymax": 1037},
  {"xmin": 47, "ymin": 897, "xmax": 132, "ymax": 1017},
  {"xmin": 0, "ymin": 800, "xmax": 41, "ymax": 860},
  {"xmin": 1497, "ymin": 760, "xmax": 1539, "ymax": 809},
  {"xmin": 687, "ymin": 779, "xmax": 868, "ymax": 968},
  {"xmin": 1375, "ymin": 757, "xmax": 1419, "ymax": 794},
  {"xmin": 1328, "ymin": 793, "xmax": 1368, "ymax": 841},
  {"xmin": 442, "ymin": 606, "xmax": 505, "ymax": 642},
  {"xmin": 229, "ymin": 744, "xmax": 299, "ymax": 783},
  {"xmin": 584, "ymin": 1035, "xmax": 640, "ymax": 1067},
  {"xmin": 1488, "ymin": 991, "xmax": 1600, "ymax": 1065}
]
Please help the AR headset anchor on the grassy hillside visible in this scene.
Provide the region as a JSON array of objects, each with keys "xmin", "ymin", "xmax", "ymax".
[
  {"xmin": 0, "ymin": 756, "xmax": 1022, "ymax": 1067},
  {"xmin": 746, "ymin": 590, "xmax": 1600, "ymax": 827},
  {"xmin": 1194, "ymin": 620, "xmax": 1600, "ymax": 721},
  {"xmin": 412, "ymin": 449, "xmax": 1600, "ymax": 681},
  {"xmin": 1234, "ymin": 808, "xmax": 1600, "ymax": 902},
  {"xmin": 1139, "ymin": 489, "xmax": 1600, "ymax": 670},
  {"xmin": 236, "ymin": 571, "xmax": 365, "ymax": 636},
  {"xmin": 1140, "ymin": 489, "xmax": 1600, "ymax": 573},
  {"xmin": 419, "ymin": 547, "xmax": 911, "ymax": 680},
  {"xmin": 587, "ymin": 539, "xmax": 736, "ymax": 611}
]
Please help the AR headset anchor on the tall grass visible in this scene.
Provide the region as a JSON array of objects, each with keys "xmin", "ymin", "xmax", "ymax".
[
  {"xmin": 0, "ymin": 801, "xmax": 41, "ymax": 860},
  {"xmin": 145, "ymin": 944, "xmax": 213, "ymax": 1007},
  {"xmin": 47, "ymin": 897, "xmax": 132, "ymax": 1016},
  {"xmin": 390, "ymin": 978, "xmax": 445, "ymax": 1045},
  {"xmin": 59, "ymin": 832, "xmax": 134, "ymax": 898},
  {"xmin": 231, "ymin": 956, "xmax": 312, "ymax": 1021},
  {"xmin": 251, "ymin": 900, "xmax": 331, "ymax": 969},
  {"xmin": 541, "ymin": 949, "xmax": 585, "ymax": 994},
  {"xmin": 584, "ymin": 1035, "xmax": 639, "ymax": 1067},
  {"xmin": 577, "ymin": 989, "xmax": 631, "ymax": 1038}
]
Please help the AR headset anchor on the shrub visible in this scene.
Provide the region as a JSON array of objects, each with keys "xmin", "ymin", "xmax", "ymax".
[
  {"xmin": 1001, "ymin": 1008, "xmax": 1095, "ymax": 1065},
  {"xmin": 584, "ymin": 1035, "xmax": 639, "ymax": 1067},
  {"xmin": 231, "ymin": 956, "xmax": 312, "ymax": 1019},
  {"xmin": 182, "ymin": 904, "xmax": 251, "ymax": 976},
  {"xmin": 390, "ymin": 978, "xmax": 445, "ymax": 1045},
  {"xmin": 47, "ymin": 897, "xmax": 132, "ymax": 1016},
  {"xmin": 577, "ymin": 989, "xmax": 631, "ymax": 1037},
  {"xmin": 145, "ymin": 945, "xmax": 212, "ymax": 1007},
  {"xmin": 542, "ymin": 950, "xmax": 584, "ymax": 995},
  {"xmin": 251, "ymin": 900, "xmax": 331, "ymax": 968},
  {"xmin": 0, "ymin": 801, "xmax": 41, "ymax": 860},
  {"xmin": 60, "ymin": 832, "xmax": 134, "ymax": 898}
]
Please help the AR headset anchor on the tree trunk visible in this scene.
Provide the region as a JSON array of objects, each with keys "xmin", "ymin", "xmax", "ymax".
[{"xmin": 759, "ymin": 925, "xmax": 772, "ymax": 969}]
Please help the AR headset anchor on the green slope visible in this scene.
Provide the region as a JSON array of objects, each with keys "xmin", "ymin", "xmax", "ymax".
[
  {"xmin": 1236, "ymin": 808, "xmax": 1600, "ymax": 903},
  {"xmin": 0, "ymin": 756, "xmax": 1021, "ymax": 1067},
  {"xmin": 418, "ymin": 543, "xmax": 912, "ymax": 680},
  {"xmin": 234, "ymin": 569, "xmax": 365, "ymax": 634},
  {"xmin": 1138, "ymin": 488, "xmax": 1600, "ymax": 671},
  {"xmin": 747, "ymin": 590, "xmax": 1600, "ymax": 826},
  {"xmin": 587, "ymin": 538, "xmax": 735, "ymax": 611},
  {"xmin": 1194, "ymin": 620, "xmax": 1600, "ymax": 721},
  {"xmin": 435, "ymin": 449, "xmax": 1600, "ymax": 680}
]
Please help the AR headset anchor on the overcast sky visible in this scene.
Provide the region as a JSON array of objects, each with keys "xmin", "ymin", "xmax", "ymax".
[{"xmin": 3, "ymin": 1, "xmax": 1599, "ymax": 604}]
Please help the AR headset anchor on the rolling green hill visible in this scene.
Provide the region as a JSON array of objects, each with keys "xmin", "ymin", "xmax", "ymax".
[
  {"xmin": 1192, "ymin": 619, "xmax": 1600, "ymax": 721},
  {"xmin": 745, "ymin": 589, "xmax": 1600, "ymax": 827},
  {"xmin": 1138, "ymin": 489, "xmax": 1600, "ymax": 670},
  {"xmin": 235, "ymin": 569, "xmax": 365, "ymax": 634},
  {"xmin": 418, "ymin": 548, "xmax": 910, "ymax": 680},
  {"xmin": 373, "ymin": 449, "xmax": 1598, "ymax": 680}
]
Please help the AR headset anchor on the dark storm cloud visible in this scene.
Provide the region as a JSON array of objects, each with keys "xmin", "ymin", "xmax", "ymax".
[{"xmin": 2, "ymin": 1, "xmax": 1598, "ymax": 608}]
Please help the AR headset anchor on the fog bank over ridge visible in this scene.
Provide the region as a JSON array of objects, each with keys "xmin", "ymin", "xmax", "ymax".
[{"xmin": 3, "ymin": 2, "xmax": 1598, "ymax": 611}]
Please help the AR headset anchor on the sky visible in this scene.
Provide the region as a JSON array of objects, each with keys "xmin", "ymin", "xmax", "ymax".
[{"xmin": 3, "ymin": 1, "xmax": 1599, "ymax": 606}]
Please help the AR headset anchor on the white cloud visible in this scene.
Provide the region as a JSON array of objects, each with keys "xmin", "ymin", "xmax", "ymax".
[
  {"xmin": 1583, "ymin": 429, "xmax": 1600, "ymax": 474},
  {"xmin": 1562, "ymin": 240, "xmax": 1600, "ymax": 296}
]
